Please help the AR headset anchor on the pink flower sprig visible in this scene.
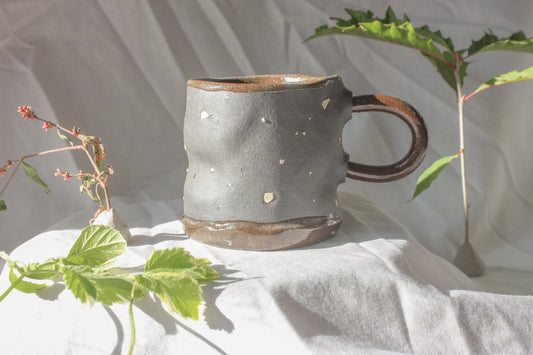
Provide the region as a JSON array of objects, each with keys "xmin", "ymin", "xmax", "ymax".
[
  {"xmin": 17, "ymin": 105, "xmax": 36, "ymax": 119},
  {"xmin": 1, "ymin": 106, "xmax": 114, "ymax": 220},
  {"xmin": 54, "ymin": 169, "xmax": 73, "ymax": 181}
]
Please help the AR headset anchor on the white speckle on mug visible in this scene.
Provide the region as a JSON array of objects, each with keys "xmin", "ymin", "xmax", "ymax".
[
  {"xmin": 279, "ymin": 159, "xmax": 285, "ymax": 165},
  {"xmin": 331, "ymin": 231, "xmax": 335, "ymax": 236},
  {"xmin": 264, "ymin": 192, "xmax": 275, "ymax": 204},
  {"xmin": 200, "ymin": 111, "xmax": 210, "ymax": 119},
  {"xmin": 294, "ymin": 131, "xmax": 299, "ymax": 136},
  {"xmin": 308, "ymin": 171, "xmax": 313, "ymax": 175},
  {"xmin": 322, "ymin": 98, "xmax": 330, "ymax": 110},
  {"xmin": 313, "ymin": 198, "xmax": 317, "ymax": 203},
  {"xmin": 210, "ymin": 168, "xmax": 215, "ymax": 173},
  {"xmin": 302, "ymin": 131, "xmax": 307, "ymax": 136},
  {"xmin": 308, "ymin": 116, "xmax": 312, "ymax": 121},
  {"xmin": 225, "ymin": 95, "xmax": 230, "ymax": 100}
]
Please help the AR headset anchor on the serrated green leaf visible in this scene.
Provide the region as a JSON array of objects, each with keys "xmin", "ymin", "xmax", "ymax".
[
  {"xmin": 468, "ymin": 30, "xmax": 533, "ymax": 56},
  {"xmin": 344, "ymin": 8, "xmax": 374, "ymax": 24},
  {"xmin": 412, "ymin": 154, "xmax": 460, "ymax": 200},
  {"xmin": 469, "ymin": 66, "xmax": 533, "ymax": 98},
  {"xmin": 57, "ymin": 129, "xmax": 74, "ymax": 146},
  {"xmin": 90, "ymin": 275, "xmax": 143, "ymax": 305},
  {"xmin": 9, "ymin": 265, "xmax": 48, "ymax": 294},
  {"xmin": 63, "ymin": 265, "xmax": 98, "ymax": 303},
  {"xmin": 144, "ymin": 248, "xmax": 197, "ymax": 272},
  {"xmin": 144, "ymin": 248, "xmax": 219, "ymax": 283},
  {"xmin": 66, "ymin": 225, "xmax": 126, "ymax": 267},
  {"xmin": 306, "ymin": 7, "xmax": 449, "ymax": 67},
  {"xmin": 416, "ymin": 25, "xmax": 455, "ymax": 52},
  {"xmin": 21, "ymin": 161, "xmax": 49, "ymax": 194},
  {"xmin": 25, "ymin": 259, "xmax": 60, "ymax": 280},
  {"xmin": 421, "ymin": 51, "xmax": 457, "ymax": 91},
  {"xmin": 9, "ymin": 264, "xmax": 48, "ymax": 293},
  {"xmin": 0, "ymin": 200, "xmax": 5, "ymax": 211},
  {"xmin": 384, "ymin": 6, "xmax": 400, "ymax": 25},
  {"xmin": 137, "ymin": 273, "xmax": 202, "ymax": 320}
]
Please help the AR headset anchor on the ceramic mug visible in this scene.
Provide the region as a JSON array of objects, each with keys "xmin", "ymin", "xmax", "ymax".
[{"xmin": 182, "ymin": 74, "xmax": 427, "ymax": 250}]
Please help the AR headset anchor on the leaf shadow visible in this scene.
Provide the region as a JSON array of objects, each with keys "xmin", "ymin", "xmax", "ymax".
[
  {"xmin": 201, "ymin": 264, "xmax": 244, "ymax": 332},
  {"xmin": 36, "ymin": 282, "xmax": 65, "ymax": 301},
  {"xmin": 103, "ymin": 305, "xmax": 125, "ymax": 355}
]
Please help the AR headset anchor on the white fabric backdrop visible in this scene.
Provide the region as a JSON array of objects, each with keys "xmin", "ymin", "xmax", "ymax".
[{"xmin": 1, "ymin": 1, "xmax": 533, "ymax": 283}]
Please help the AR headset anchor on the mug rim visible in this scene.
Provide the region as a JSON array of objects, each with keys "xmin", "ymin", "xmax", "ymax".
[{"xmin": 187, "ymin": 74, "xmax": 339, "ymax": 92}]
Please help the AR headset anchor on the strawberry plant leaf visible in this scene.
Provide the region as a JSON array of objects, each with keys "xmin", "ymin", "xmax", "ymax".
[
  {"xmin": 469, "ymin": 66, "xmax": 533, "ymax": 99},
  {"xmin": 144, "ymin": 248, "xmax": 220, "ymax": 283},
  {"xmin": 63, "ymin": 265, "xmax": 98, "ymax": 303},
  {"xmin": 8, "ymin": 265, "xmax": 48, "ymax": 293},
  {"xmin": 0, "ymin": 200, "xmax": 5, "ymax": 211},
  {"xmin": 136, "ymin": 273, "xmax": 203, "ymax": 320},
  {"xmin": 144, "ymin": 248, "xmax": 197, "ymax": 271},
  {"xmin": 135, "ymin": 248, "xmax": 220, "ymax": 319},
  {"xmin": 90, "ymin": 275, "xmax": 143, "ymax": 305},
  {"xmin": 412, "ymin": 154, "xmax": 459, "ymax": 200},
  {"xmin": 21, "ymin": 161, "xmax": 49, "ymax": 194},
  {"xmin": 66, "ymin": 225, "xmax": 126, "ymax": 267}
]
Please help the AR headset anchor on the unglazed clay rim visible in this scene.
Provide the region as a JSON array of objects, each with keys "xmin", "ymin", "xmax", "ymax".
[
  {"xmin": 182, "ymin": 215, "xmax": 342, "ymax": 251},
  {"xmin": 187, "ymin": 74, "xmax": 339, "ymax": 92}
]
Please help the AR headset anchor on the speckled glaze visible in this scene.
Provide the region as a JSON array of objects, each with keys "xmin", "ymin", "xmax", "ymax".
[{"xmin": 182, "ymin": 74, "xmax": 427, "ymax": 250}]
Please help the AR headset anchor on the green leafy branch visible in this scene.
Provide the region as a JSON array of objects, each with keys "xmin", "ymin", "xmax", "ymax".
[
  {"xmin": 0, "ymin": 225, "xmax": 219, "ymax": 354},
  {"xmin": 307, "ymin": 7, "xmax": 533, "ymax": 275}
]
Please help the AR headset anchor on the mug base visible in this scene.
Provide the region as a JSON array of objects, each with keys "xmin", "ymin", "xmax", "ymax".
[{"xmin": 182, "ymin": 215, "xmax": 342, "ymax": 251}]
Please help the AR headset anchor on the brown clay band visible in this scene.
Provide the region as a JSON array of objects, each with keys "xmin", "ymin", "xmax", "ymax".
[{"xmin": 347, "ymin": 95, "xmax": 428, "ymax": 182}]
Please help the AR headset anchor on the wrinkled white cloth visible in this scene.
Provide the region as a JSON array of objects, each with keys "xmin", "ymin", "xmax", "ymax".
[
  {"xmin": 1, "ymin": 1, "xmax": 533, "ymax": 354},
  {"xmin": 0, "ymin": 192, "xmax": 532, "ymax": 355}
]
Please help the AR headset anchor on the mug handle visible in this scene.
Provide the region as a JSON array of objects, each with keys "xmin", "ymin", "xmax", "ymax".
[{"xmin": 347, "ymin": 95, "xmax": 428, "ymax": 182}]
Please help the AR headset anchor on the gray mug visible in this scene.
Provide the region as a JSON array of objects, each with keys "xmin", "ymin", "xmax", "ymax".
[{"xmin": 182, "ymin": 74, "xmax": 427, "ymax": 250}]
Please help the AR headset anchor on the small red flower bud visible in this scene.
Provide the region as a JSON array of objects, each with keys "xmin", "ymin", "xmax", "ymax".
[
  {"xmin": 17, "ymin": 105, "xmax": 36, "ymax": 119},
  {"xmin": 54, "ymin": 168, "xmax": 73, "ymax": 180},
  {"xmin": 42, "ymin": 121, "xmax": 54, "ymax": 131},
  {"xmin": 0, "ymin": 161, "xmax": 14, "ymax": 178}
]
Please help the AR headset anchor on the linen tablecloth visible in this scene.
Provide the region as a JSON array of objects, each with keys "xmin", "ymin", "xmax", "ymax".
[{"xmin": 1, "ymin": 192, "xmax": 532, "ymax": 355}]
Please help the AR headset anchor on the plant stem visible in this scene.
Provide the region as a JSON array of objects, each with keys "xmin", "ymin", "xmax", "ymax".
[
  {"xmin": 455, "ymin": 70, "xmax": 470, "ymax": 244},
  {"xmin": 128, "ymin": 298, "xmax": 136, "ymax": 355},
  {"xmin": 0, "ymin": 273, "xmax": 26, "ymax": 303},
  {"xmin": 0, "ymin": 145, "xmax": 84, "ymax": 198},
  {"xmin": 128, "ymin": 282, "xmax": 138, "ymax": 355}
]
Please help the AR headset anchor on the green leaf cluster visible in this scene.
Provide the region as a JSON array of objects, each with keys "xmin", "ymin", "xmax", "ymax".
[
  {"xmin": 307, "ymin": 6, "xmax": 533, "ymax": 199},
  {"xmin": 0, "ymin": 225, "xmax": 219, "ymax": 352},
  {"xmin": 307, "ymin": 6, "xmax": 533, "ymax": 93}
]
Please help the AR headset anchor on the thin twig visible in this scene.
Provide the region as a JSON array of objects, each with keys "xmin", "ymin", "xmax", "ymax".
[{"xmin": 455, "ymin": 70, "xmax": 470, "ymax": 243}]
